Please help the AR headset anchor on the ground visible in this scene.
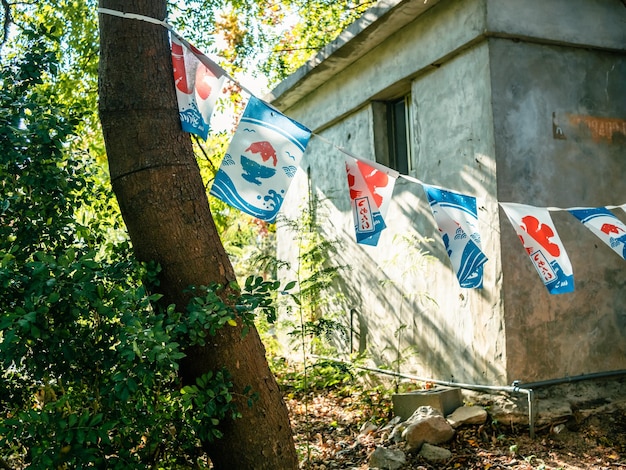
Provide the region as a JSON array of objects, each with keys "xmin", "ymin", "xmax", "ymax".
[{"xmin": 286, "ymin": 388, "xmax": 626, "ymax": 469}]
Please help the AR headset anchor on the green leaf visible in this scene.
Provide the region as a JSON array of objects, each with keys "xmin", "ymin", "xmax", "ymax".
[
  {"xmin": 126, "ymin": 377, "xmax": 138, "ymax": 393},
  {"xmin": 89, "ymin": 413, "xmax": 103, "ymax": 427}
]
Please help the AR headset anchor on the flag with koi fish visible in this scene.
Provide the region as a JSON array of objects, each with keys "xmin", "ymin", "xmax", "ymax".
[
  {"xmin": 345, "ymin": 157, "xmax": 396, "ymax": 246},
  {"xmin": 568, "ymin": 207, "xmax": 626, "ymax": 261},
  {"xmin": 210, "ymin": 96, "xmax": 311, "ymax": 222},
  {"xmin": 423, "ymin": 186, "xmax": 488, "ymax": 288},
  {"xmin": 171, "ymin": 35, "xmax": 225, "ymax": 140},
  {"xmin": 501, "ymin": 203, "xmax": 574, "ymax": 294}
]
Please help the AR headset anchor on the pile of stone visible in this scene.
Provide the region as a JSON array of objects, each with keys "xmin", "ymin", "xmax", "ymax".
[
  {"xmin": 363, "ymin": 379, "xmax": 626, "ymax": 469},
  {"xmin": 365, "ymin": 392, "xmax": 488, "ymax": 469}
]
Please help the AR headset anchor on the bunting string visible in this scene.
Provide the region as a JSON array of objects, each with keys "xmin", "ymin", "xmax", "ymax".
[
  {"xmin": 97, "ymin": 8, "xmax": 626, "ymax": 294},
  {"xmin": 313, "ymin": 134, "xmax": 400, "ymax": 179},
  {"xmin": 97, "ymin": 7, "xmax": 626, "ymax": 211},
  {"xmin": 543, "ymin": 203, "xmax": 626, "ymax": 212}
]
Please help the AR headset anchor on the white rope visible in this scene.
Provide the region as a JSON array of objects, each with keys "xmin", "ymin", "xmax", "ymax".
[
  {"xmin": 97, "ymin": 8, "xmax": 172, "ymax": 29},
  {"xmin": 96, "ymin": 8, "xmax": 626, "ymax": 214}
]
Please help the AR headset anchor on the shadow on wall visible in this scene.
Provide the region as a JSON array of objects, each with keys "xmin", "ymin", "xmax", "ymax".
[{"xmin": 317, "ymin": 188, "xmax": 504, "ymax": 385}]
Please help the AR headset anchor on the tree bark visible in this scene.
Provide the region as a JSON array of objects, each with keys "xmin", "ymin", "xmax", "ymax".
[{"xmin": 97, "ymin": 1, "xmax": 298, "ymax": 468}]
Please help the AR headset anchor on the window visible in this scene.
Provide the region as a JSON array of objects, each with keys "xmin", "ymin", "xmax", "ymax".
[{"xmin": 373, "ymin": 94, "xmax": 412, "ymax": 174}]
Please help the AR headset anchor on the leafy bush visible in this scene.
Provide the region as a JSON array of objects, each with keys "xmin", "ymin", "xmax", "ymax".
[{"xmin": 0, "ymin": 29, "xmax": 264, "ymax": 469}]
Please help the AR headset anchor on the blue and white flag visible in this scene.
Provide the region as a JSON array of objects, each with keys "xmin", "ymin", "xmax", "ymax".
[
  {"xmin": 423, "ymin": 185, "xmax": 488, "ymax": 288},
  {"xmin": 568, "ymin": 207, "xmax": 626, "ymax": 261},
  {"xmin": 210, "ymin": 96, "xmax": 311, "ymax": 222},
  {"xmin": 501, "ymin": 202, "xmax": 574, "ymax": 294}
]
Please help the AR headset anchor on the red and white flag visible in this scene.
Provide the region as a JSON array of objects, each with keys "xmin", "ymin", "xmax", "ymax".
[
  {"xmin": 345, "ymin": 157, "xmax": 396, "ymax": 246},
  {"xmin": 171, "ymin": 35, "xmax": 225, "ymax": 140},
  {"xmin": 569, "ymin": 207, "xmax": 626, "ymax": 261},
  {"xmin": 501, "ymin": 203, "xmax": 574, "ymax": 294}
]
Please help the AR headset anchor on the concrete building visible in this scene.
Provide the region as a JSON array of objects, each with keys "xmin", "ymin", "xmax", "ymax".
[{"xmin": 267, "ymin": 0, "xmax": 626, "ymax": 386}]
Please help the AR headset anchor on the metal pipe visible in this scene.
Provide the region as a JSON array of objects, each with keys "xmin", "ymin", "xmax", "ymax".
[
  {"xmin": 310, "ymin": 355, "xmax": 540, "ymax": 435},
  {"xmin": 515, "ymin": 369, "xmax": 626, "ymax": 389},
  {"xmin": 308, "ymin": 358, "xmax": 625, "ymax": 440},
  {"xmin": 349, "ymin": 309, "xmax": 356, "ymax": 354},
  {"xmin": 518, "ymin": 386, "xmax": 536, "ymax": 439},
  {"xmin": 312, "ymin": 354, "xmax": 520, "ymax": 392}
]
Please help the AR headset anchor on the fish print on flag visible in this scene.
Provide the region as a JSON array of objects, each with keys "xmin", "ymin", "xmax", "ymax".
[
  {"xmin": 345, "ymin": 157, "xmax": 396, "ymax": 246},
  {"xmin": 501, "ymin": 203, "xmax": 574, "ymax": 294},
  {"xmin": 423, "ymin": 185, "xmax": 488, "ymax": 288},
  {"xmin": 171, "ymin": 35, "xmax": 225, "ymax": 140},
  {"xmin": 210, "ymin": 96, "xmax": 311, "ymax": 223},
  {"xmin": 568, "ymin": 207, "xmax": 626, "ymax": 261}
]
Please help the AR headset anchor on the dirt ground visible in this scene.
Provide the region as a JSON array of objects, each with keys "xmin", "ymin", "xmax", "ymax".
[{"xmin": 287, "ymin": 389, "xmax": 626, "ymax": 469}]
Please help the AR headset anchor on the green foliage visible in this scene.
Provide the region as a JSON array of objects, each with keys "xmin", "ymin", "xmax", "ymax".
[
  {"xmin": 260, "ymin": 0, "xmax": 376, "ymax": 84},
  {"xmin": 169, "ymin": 0, "xmax": 376, "ymax": 88},
  {"xmin": 5, "ymin": 0, "xmax": 102, "ymax": 155},
  {"xmin": 0, "ymin": 32, "xmax": 278, "ymax": 469},
  {"xmin": 277, "ymin": 195, "xmax": 348, "ymax": 356},
  {"xmin": 180, "ymin": 275, "xmax": 282, "ymax": 341},
  {"xmin": 274, "ymin": 357, "xmax": 358, "ymax": 392}
]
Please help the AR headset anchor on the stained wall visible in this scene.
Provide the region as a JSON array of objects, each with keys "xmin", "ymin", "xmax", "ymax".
[{"xmin": 272, "ymin": 0, "xmax": 626, "ymax": 385}]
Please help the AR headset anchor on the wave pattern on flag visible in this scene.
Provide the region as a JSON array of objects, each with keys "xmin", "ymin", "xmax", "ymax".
[
  {"xmin": 569, "ymin": 207, "xmax": 626, "ymax": 261},
  {"xmin": 171, "ymin": 35, "xmax": 224, "ymax": 140},
  {"xmin": 501, "ymin": 203, "xmax": 574, "ymax": 294},
  {"xmin": 210, "ymin": 96, "xmax": 311, "ymax": 223},
  {"xmin": 345, "ymin": 157, "xmax": 396, "ymax": 246},
  {"xmin": 423, "ymin": 186, "xmax": 488, "ymax": 288}
]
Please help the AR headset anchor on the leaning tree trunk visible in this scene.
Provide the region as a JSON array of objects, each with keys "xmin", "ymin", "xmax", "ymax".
[{"xmin": 97, "ymin": 1, "xmax": 298, "ymax": 468}]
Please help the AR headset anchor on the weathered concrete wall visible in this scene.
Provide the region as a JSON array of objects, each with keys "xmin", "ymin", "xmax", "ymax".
[
  {"xmin": 274, "ymin": 0, "xmax": 487, "ymax": 138},
  {"xmin": 408, "ymin": 41, "xmax": 506, "ymax": 384},
  {"xmin": 272, "ymin": 0, "xmax": 626, "ymax": 386},
  {"xmin": 489, "ymin": 39, "xmax": 626, "ymax": 382},
  {"xmin": 277, "ymin": 0, "xmax": 508, "ymax": 385}
]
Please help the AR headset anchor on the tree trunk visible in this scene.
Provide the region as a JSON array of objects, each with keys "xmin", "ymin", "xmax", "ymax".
[{"xmin": 97, "ymin": 2, "xmax": 298, "ymax": 468}]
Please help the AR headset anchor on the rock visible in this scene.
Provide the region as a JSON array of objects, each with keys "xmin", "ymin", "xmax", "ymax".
[
  {"xmin": 389, "ymin": 421, "xmax": 407, "ymax": 443},
  {"xmin": 446, "ymin": 405, "xmax": 488, "ymax": 428},
  {"xmin": 359, "ymin": 420, "xmax": 378, "ymax": 436},
  {"xmin": 535, "ymin": 398, "xmax": 573, "ymax": 426},
  {"xmin": 419, "ymin": 443, "xmax": 452, "ymax": 463},
  {"xmin": 464, "ymin": 392, "xmax": 528, "ymax": 426},
  {"xmin": 380, "ymin": 415, "xmax": 403, "ymax": 432},
  {"xmin": 408, "ymin": 405, "xmax": 443, "ymax": 420},
  {"xmin": 401, "ymin": 406, "xmax": 455, "ymax": 451},
  {"xmin": 368, "ymin": 446, "xmax": 406, "ymax": 470}
]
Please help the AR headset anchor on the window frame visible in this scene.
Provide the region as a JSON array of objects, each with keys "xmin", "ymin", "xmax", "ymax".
[{"xmin": 373, "ymin": 93, "xmax": 412, "ymax": 175}]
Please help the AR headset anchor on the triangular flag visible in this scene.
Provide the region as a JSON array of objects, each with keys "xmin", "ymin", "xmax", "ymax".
[
  {"xmin": 423, "ymin": 185, "xmax": 488, "ymax": 288},
  {"xmin": 501, "ymin": 203, "xmax": 574, "ymax": 294},
  {"xmin": 210, "ymin": 96, "xmax": 311, "ymax": 222},
  {"xmin": 171, "ymin": 35, "xmax": 225, "ymax": 140},
  {"xmin": 568, "ymin": 207, "xmax": 626, "ymax": 261},
  {"xmin": 345, "ymin": 157, "xmax": 396, "ymax": 246}
]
